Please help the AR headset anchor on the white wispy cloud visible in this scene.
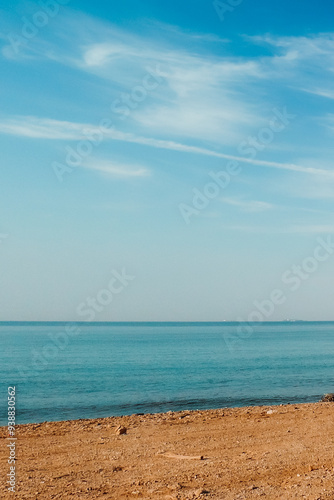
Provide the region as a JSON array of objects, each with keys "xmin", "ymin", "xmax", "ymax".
[
  {"xmin": 77, "ymin": 36, "xmax": 263, "ymax": 144},
  {"xmin": 220, "ymin": 197, "xmax": 273, "ymax": 212},
  {"xmin": 0, "ymin": 116, "xmax": 82, "ymax": 139},
  {"xmin": 1, "ymin": 14, "xmax": 334, "ymax": 188},
  {"xmin": 1, "ymin": 12, "xmax": 264, "ymax": 144},
  {"xmin": 2, "ymin": 12, "xmax": 334, "ymax": 153},
  {"xmin": 250, "ymin": 33, "xmax": 334, "ymax": 62},
  {"xmin": 138, "ymin": 20, "xmax": 229, "ymax": 44},
  {"xmin": 250, "ymin": 33, "xmax": 334, "ymax": 97},
  {"xmin": 221, "ymin": 225, "xmax": 334, "ymax": 234},
  {"xmin": 299, "ymin": 87, "xmax": 334, "ymax": 100},
  {"xmin": 0, "ymin": 115, "xmax": 334, "ymax": 178},
  {"xmin": 82, "ymin": 158, "xmax": 150, "ymax": 178},
  {"xmin": 57, "ymin": 27, "xmax": 334, "ymax": 149}
]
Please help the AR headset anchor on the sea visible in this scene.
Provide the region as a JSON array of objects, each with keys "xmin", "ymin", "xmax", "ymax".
[{"xmin": 1, "ymin": 321, "xmax": 334, "ymax": 425}]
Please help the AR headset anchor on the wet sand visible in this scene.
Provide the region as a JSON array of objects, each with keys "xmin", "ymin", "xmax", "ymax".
[{"xmin": 1, "ymin": 402, "xmax": 334, "ymax": 499}]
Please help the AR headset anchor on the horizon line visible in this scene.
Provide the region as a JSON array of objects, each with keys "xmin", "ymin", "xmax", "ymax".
[{"xmin": 0, "ymin": 320, "xmax": 333, "ymax": 324}]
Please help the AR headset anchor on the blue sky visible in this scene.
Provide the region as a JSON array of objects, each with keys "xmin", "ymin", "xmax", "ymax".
[{"xmin": 0, "ymin": 0, "xmax": 334, "ymax": 321}]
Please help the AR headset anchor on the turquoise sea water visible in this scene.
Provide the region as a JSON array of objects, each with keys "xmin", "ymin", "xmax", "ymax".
[{"xmin": 1, "ymin": 322, "xmax": 334, "ymax": 425}]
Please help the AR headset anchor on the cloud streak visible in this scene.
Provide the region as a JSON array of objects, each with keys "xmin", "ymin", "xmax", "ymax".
[
  {"xmin": 82, "ymin": 158, "xmax": 150, "ymax": 178},
  {"xmin": 222, "ymin": 224, "xmax": 334, "ymax": 234},
  {"xmin": 220, "ymin": 197, "xmax": 273, "ymax": 212},
  {"xmin": 1, "ymin": 115, "xmax": 334, "ymax": 178}
]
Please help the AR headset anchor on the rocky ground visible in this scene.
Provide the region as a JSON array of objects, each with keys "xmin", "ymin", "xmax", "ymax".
[{"xmin": 1, "ymin": 402, "xmax": 334, "ymax": 499}]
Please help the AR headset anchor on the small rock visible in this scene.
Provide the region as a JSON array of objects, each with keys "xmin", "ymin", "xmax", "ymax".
[
  {"xmin": 266, "ymin": 410, "xmax": 274, "ymax": 415},
  {"xmin": 321, "ymin": 393, "xmax": 334, "ymax": 402},
  {"xmin": 112, "ymin": 466, "xmax": 123, "ymax": 472},
  {"xmin": 195, "ymin": 489, "xmax": 209, "ymax": 496},
  {"xmin": 115, "ymin": 426, "xmax": 127, "ymax": 435},
  {"xmin": 171, "ymin": 483, "xmax": 182, "ymax": 491}
]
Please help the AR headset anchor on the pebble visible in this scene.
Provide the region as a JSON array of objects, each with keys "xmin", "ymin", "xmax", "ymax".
[{"xmin": 115, "ymin": 426, "xmax": 127, "ymax": 435}]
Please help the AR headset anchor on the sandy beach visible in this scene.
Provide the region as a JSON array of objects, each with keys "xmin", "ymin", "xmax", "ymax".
[{"xmin": 1, "ymin": 402, "xmax": 333, "ymax": 499}]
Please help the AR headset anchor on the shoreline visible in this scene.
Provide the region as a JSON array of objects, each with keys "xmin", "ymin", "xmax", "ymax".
[
  {"xmin": 0, "ymin": 396, "xmax": 324, "ymax": 428},
  {"xmin": 1, "ymin": 401, "xmax": 334, "ymax": 499}
]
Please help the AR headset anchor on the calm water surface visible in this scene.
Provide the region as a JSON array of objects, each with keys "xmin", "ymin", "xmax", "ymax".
[{"xmin": 1, "ymin": 322, "xmax": 334, "ymax": 424}]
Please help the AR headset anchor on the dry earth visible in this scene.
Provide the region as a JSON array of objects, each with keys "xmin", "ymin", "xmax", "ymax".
[{"xmin": 1, "ymin": 402, "xmax": 334, "ymax": 499}]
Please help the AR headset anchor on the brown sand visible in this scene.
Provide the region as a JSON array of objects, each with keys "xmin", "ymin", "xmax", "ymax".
[{"xmin": 1, "ymin": 402, "xmax": 334, "ymax": 499}]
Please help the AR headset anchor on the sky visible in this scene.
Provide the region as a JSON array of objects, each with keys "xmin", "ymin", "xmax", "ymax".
[{"xmin": 0, "ymin": 0, "xmax": 334, "ymax": 321}]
